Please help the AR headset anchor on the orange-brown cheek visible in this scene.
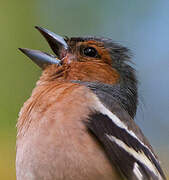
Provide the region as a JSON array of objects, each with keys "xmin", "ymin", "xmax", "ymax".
[
  {"xmin": 65, "ymin": 62, "xmax": 120, "ymax": 85},
  {"xmin": 107, "ymin": 68, "xmax": 120, "ymax": 84}
]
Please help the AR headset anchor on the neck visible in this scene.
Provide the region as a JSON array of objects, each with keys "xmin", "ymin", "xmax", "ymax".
[
  {"xmin": 38, "ymin": 62, "xmax": 138, "ymax": 118},
  {"xmin": 118, "ymin": 63, "xmax": 138, "ymax": 118},
  {"xmin": 69, "ymin": 63, "xmax": 138, "ymax": 118},
  {"xmin": 73, "ymin": 80, "xmax": 137, "ymax": 119}
]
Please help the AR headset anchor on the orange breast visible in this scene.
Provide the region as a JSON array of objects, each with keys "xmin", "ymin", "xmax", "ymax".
[{"xmin": 16, "ymin": 83, "xmax": 122, "ymax": 180}]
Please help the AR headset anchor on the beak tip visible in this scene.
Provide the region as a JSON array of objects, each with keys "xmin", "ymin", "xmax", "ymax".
[
  {"xmin": 18, "ymin": 48, "xmax": 32, "ymax": 56},
  {"xmin": 35, "ymin": 26, "xmax": 47, "ymax": 35},
  {"xmin": 18, "ymin": 48, "xmax": 27, "ymax": 54},
  {"xmin": 35, "ymin": 26, "xmax": 42, "ymax": 31}
]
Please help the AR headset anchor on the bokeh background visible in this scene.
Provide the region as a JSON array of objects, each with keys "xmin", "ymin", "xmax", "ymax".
[{"xmin": 0, "ymin": 0, "xmax": 169, "ymax": 179}]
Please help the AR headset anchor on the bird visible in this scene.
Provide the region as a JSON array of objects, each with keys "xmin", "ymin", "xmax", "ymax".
[{"xmin": 16, "ymin": 26, "xmax": 166, "ymax": 180}]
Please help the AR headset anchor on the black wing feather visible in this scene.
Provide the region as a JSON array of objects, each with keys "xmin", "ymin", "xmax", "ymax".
[
  {"xmin": 73, "ymin": 81, "xmax": 166, "ymax": 180},
  {"xmin": 87, "ymin": 112, "xmax": 163, "ymax": 180}
]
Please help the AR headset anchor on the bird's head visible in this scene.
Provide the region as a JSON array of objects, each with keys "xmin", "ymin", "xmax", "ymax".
[
  {"xmin": 19, "ymin": 27, "xmax": 138, "ymax": 117},
  {"xmin": 19, "ymin": 26, "xmax": 135, "ymax": 84}
]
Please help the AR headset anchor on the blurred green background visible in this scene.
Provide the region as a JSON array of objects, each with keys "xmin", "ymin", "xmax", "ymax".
[{"xmin": 0, "ymin": 0, "xmax": 169, "ymax": 179}]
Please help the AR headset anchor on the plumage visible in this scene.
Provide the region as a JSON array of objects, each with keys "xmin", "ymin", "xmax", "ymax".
[{"xmin": 16, "ymin": 27, "xmax": 166, "ymax": 180}]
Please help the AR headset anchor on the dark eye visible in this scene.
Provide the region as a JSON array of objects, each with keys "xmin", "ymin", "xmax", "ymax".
[{"xmin": 83, "ymin": 47, "xmax": 98, "ymax": 57}]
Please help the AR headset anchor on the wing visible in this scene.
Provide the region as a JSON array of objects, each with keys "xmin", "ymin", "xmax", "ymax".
[{"xmin": 74, "ymin": 81, "xmax": 166, "ymax": 180}]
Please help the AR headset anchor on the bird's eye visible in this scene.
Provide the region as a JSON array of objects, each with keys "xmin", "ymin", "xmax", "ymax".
[{"xmin": 83, "ymin": 47, "xmax": 98, "ymax": 57}]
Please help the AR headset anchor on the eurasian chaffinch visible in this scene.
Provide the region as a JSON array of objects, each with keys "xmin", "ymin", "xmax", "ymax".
[{"xmin": 16, "ymin": 26, "xmax": 166, "ymax": 180}]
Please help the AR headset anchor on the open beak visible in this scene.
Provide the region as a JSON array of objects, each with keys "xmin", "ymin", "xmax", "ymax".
[{"xmin": 19, "ymin": 26, "xmax": 68, "ymax": 69}]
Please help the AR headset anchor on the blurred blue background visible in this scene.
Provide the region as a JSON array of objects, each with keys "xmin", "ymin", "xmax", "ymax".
[{"xmin": 0, "ymin": 0, "xmax": 168, "ymax": 179}]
